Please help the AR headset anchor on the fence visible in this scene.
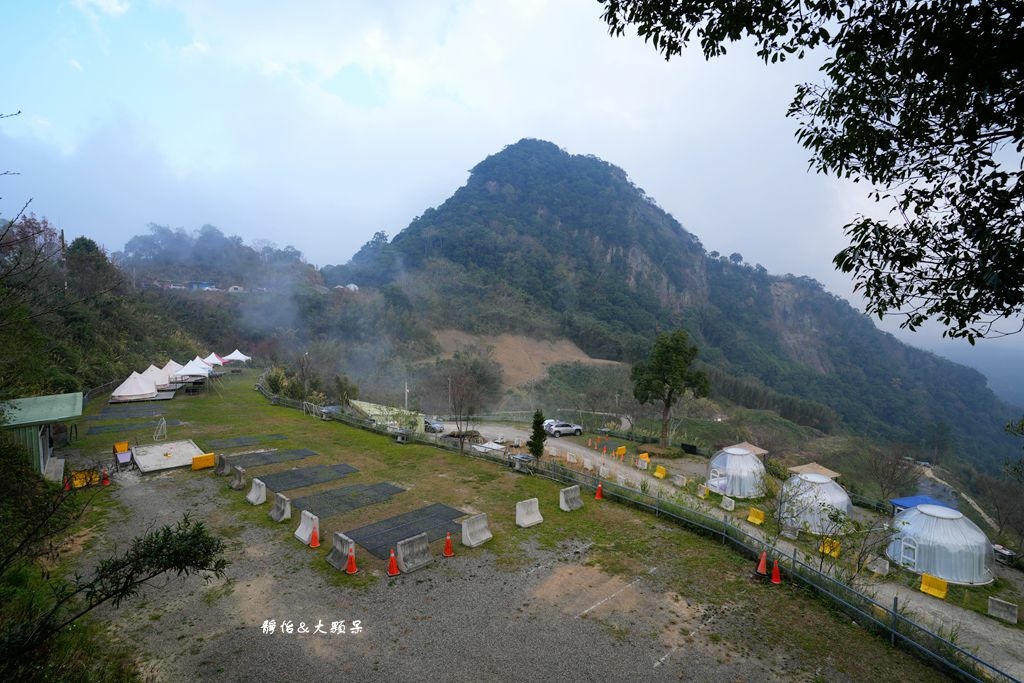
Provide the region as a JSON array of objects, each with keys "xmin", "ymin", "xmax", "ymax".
[
  {"xmin": 254, "ymin": 377, "xmax": 1017, "ymax": 683},
  {"xmin": 82, "ymin": 378, "xmax": 121, "ymax": 406}
]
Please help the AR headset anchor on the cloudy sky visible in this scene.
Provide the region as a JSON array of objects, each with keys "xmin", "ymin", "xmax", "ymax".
[{"xmin": 3, "ymin": 0, "xmax": 1021, "ymax": 397}]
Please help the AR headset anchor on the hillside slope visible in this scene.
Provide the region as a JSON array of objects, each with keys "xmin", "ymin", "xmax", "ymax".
[{"xmin": 322, "ymin": 139, "xmax": 1018, "ymax": 472}]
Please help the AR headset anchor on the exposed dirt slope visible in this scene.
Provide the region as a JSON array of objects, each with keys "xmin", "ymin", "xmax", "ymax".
[{"xmin": 433, "ymin": 329, "xmax": 620, "ymax": 388}]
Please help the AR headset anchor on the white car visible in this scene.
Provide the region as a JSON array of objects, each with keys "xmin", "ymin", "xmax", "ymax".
[{"xmin": 546, "ymin": 421, "xmax": 582, "ymax": 437}]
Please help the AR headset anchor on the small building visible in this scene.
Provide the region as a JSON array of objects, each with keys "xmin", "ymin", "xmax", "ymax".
[
  {"xmin": 0, "ymin": 392, "xmax": 82, "ymax": 477},
  {"xmin": 227, "ymin": 285, "xmax": 245, "ymax": 293},
  {"xmin": 345, "ymin": 283, "xmax": 359, "ymax": 292},
  {"xmin": 889, "ymin": 495, "xmax": 956, "ymax": 517},
  {"xmin": 787, "ymin": 462, "xmax": 842, "ymax": 480}
]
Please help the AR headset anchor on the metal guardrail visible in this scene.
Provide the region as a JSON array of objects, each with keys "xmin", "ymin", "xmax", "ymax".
[{"xmin": 255, "ymin": 380, "xmax": 1017, "ymax": 683}]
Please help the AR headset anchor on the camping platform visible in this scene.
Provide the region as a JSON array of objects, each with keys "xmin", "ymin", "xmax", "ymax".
[
  {"xmin": 292, "ymin": 482, "xmax": 405, "ymax": 521},
  {"xmin": 108, "ymin": 390, "xmax": 176, "ymax": 404},
  {"xmin": 204, "ymin": 434, "xmax": 287, "ymax": 449},
  {"xmin": 86, "ymin": 419, "xmax": 181, "ymax": 436},
  {"xmin": 344, "ymin": 503, "xmax": 465, "ymax": 559},
  {"xmin": 222, "ymin": 448, "xmax": 317, "ymax": 468},
  {"xmin": 258, "ymin": 463, "xmax": 358, "ymax": 492},
  {"xmin": 133, "ymin": 439, "xmax": 205, "ymax": 473}
]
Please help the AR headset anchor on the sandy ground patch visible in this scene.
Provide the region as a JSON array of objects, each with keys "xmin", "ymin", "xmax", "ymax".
[{"xmin": 433, "ymin": 329, "xmax": 620, "ymax": 387}]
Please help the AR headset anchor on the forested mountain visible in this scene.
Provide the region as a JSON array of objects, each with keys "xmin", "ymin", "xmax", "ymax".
[{"xmin": 323, "ymin": 139, "xmax": 1019, "ymax": 473}]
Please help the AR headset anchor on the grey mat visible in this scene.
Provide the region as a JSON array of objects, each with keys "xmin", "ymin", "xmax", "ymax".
[
  {"xmin": 292, "ymin": 482, "xmax": 405, "ymax": 520},
  {"xmin": 89, "ymin": 406, "xmax": 167, "ymax": 421},
  {"xmin": 205, "ymin": 434, "xmax": 287, "ymax": 449},
  {"xmin": 86, "ymin": 419, "xmax": 181, "ymax": 435},
  {"xmin": 224, "ymin": 448, "xmax": 317, "ymax": 468},
  {"xmin": 344, "ymin": 503, "xmax": 464, "ymax": 559},
  {"xmin": 258, "ymin": 463, "xmax": 358, "ymax": 492}
]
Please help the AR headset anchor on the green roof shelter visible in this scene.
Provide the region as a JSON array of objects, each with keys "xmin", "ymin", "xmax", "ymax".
[{"xmin": 0, "ymin": 392, "xmax": 82, "ymax": 476}]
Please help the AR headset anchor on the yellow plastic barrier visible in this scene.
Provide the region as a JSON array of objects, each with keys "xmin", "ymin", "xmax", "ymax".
[
  {"xmin": 653, "ymin": 465, "xmax": 667, "ymax": 479},
  {"xmin": 614, "ymin": 446, "xmax": 627, "ymax": 457},
  {"xmin": 920, "ymin": 574, "xmax": 948, "ymax": 600},
  {"xmin": 638, "ymin": 452, "xmax": 650, "ymax": 462},
  {"xmin": 192, "ymin": 453, "xmax": 216, "ymax": 470},
  {"xmin": 819, "ymin": 537, "xmax": 841, "ymax": 558},
  {"xmin": 697, "ymin": 484, "xmax": 708, "ymax": 499},
  {"xmin": 746, "ymin": 508, "xmax": 765, "ymax": 525},
  {"xmin": 113, "ymin": 440, "xmax": 130, "ymax": 454},
  {"xmin": 71, "ymin": 469, "xmax": 100, "ymax": 488}
]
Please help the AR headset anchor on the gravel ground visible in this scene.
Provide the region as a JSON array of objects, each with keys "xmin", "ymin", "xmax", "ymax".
[{"xmin": 80, "ymin": 467, "xmax": 782, "ymax": 682}]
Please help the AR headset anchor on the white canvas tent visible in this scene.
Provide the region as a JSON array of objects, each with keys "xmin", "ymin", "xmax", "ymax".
[
  {"xmin": 174, "ymin": 359, "xmax": 213, "ymax": 378},
  {"xmin": 886, "ymin": 504, "xmax": 994, "ymax": 585},
  {"xmin": 141, "ymin": 364, "xmax": 171, "ymax": 389},
  {"xmin": 778, "ymin": 473, "xmax": 853, "ymax": 535},
  {"xmin": 203, "ymin": 353, "xmax": 224, "ymax": 366},
  {"xmin": 706, "ymin": 447, "xmax": 765, "ymax": 499},
  {"xmin": 223, "ymin": 349, "xmax": 251, "ymax": 362},
  {"xmin": 193, "ymin": 355, "xmax": 213, "ymax": 368},
  {"xmin": 111, "ymin": 372, "xmax": 158, "ymax": 401},
  {"xmin": 162, "ymin": 359, "xmax": 183, "ymax": 375}
]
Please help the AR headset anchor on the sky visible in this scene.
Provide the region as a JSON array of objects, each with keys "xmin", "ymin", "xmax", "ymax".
[{"xmin": 2, "ymin": 0, "xmax": 1022, "ymax": 398}]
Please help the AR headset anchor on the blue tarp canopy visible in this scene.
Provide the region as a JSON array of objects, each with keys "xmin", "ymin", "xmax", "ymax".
[{"xmin": 890, "ymin": 495, "xmax": 956, "ymax": 513}]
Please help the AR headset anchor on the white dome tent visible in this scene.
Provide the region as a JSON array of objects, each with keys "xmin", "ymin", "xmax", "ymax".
[
  {"xmin": 778, "ymin": 473, "xmax": 853, "ymax": 535},
  {"xmin": 706, "ymin": 447, "xmax": 765, "ymax": 499},
  {"xmin": 111, "ymin": 371, "xmax": 158, "ymax": 402},
  {"xmin": 886, "ymin": 504, "xmax": 994, "ymax": 585}
]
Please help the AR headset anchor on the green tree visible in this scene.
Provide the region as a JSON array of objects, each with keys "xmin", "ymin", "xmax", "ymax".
[
  {"xmin": 527, "ymin": 409, "xmax": 547, "ymax": 460},
  {"xmin": 0, "ymin": 438, "xmax": 227, "ymax": 679},
  {"xmin": 599, "ymin": 1, "xmax": 1023, "ymax": 342},
  {"xmin": 631, "ymin": 330, "xmax": 709, "ymax": 446}
]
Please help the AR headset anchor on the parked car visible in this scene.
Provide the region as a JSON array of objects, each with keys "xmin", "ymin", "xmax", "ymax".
[
  {"xmin": 542, "ymin": 418, "xmax": 557, "ymax": 431},
  {"xmin": 546, "ymin": 421, "xmax": 582, "ymax": 437},
  {"xmin": 424, "ymin": 418, "xmax": 445, "ymax": 433}
]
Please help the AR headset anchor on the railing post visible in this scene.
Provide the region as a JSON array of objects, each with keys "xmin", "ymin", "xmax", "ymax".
[{"xmin": 891, "ymin": 595, "xmax": 898, "ymax": 647}]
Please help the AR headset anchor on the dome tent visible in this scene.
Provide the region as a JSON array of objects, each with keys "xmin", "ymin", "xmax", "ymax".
[
  {"xmin": 162, "ymin": 359, "xmax": 183, "ymax": 376},
  {"xmin": 141, "ymin": 364, "xmax": 170, "ymax": 389},
  {"xmin": 706, "ymin": 447, "xmax": 765, "ymax": 499},
  {"xmin": 111, "ymin": 372, "xmax": 158, "ymax": 402},
  {"xmin": 886, "ymin": 504, "xmax": 994, "ymax": 585},
  {"xmin": 778, "ymin": 473, "xmax": 853, "ymax": 535}
]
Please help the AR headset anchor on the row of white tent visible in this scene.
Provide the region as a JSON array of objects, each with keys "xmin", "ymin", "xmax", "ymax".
[{"xmin": 111, "ymin": 350, "xmax": 251, "ymax": 401}]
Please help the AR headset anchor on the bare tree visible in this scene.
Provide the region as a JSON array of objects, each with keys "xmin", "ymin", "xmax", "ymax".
[{"xmin": 866, "ymin": 446, "xmax": 919, "ymax": 501}]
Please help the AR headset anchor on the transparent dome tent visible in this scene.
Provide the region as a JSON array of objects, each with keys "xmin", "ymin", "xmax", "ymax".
[
  {"xmin": 706, "ymin": 447, "xmax": 765, "ymax": 499},
  {"xmin": 886, "ymin": 504, "xmax": 994, "ymax": 585},
  {"xmin": 779, "ymin": 473, "xmax": 853, "ymax": 535}
]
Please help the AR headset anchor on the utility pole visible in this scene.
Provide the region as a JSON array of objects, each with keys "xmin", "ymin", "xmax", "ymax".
[{"xmin": 404, "ymin": 381, "xmax": 409, "ymax": 410}]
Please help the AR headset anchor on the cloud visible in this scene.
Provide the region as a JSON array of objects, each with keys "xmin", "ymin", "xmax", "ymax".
[
  {"xmin": 73, "ymin": 0, "xmax": 130, "ymax": 17},
  {"xmin": 69, "ymin": 58, "xmax": 83, "ymax": 71}
]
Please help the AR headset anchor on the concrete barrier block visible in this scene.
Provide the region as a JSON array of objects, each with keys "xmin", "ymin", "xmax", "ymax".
[
  {"xmin": 396, "ymin": 532, "xmax": 433, "ymax": 573},
  {"xmin": 637, "ymin": 459, "xmax": 649, "ymax": 471},
  {"xmin": 461, "ymin": 513, "xmax": 493, "ymax": 548},
  {"xmin": 269, "ymin": 492, "xmax": 292, "ymax": 523},
  {"xmin": 720, "ymin": 496, "xmax": 735, "ymax": 511},
  {"xmin": 516, "ymin": 498, "xmax": 543, "ymax": 528},
  {"xmin": 245, "ymin": 478, "xmax": 266, "ymax": 505},
  {"xmin": 583, "ymin": 459, "xmax": 594, "ymax": 471},
  {"xmin": 294, "ymin": 509, "xmax": 320, "ymax": 545},
  {"xmin": 215, "ymin": 453, "xmax": 232, "ymax": 476},
  {"xmin": 697, "ymin": 484, "xmax": 708, "ymax": 499},
  {"xmin": 599, "ymin": 465, "xmax": 609, "ymax": 478},
  {"xmin": 229, "ymin": 465, "xmax": 246, "ymax": 491},
  {"xmin": 566, "ymin": 452, "xmax": 578, "ymax": 464},
  {"xmin": 559, "ymin": 485, "xmax": 584, "ymax": 512},
  {"xmin": 988, "ymin": 597, "xmax": 1018, "ymax": 624},
  {"xmin": 671, "ymin": 474, "xmax": 686, "ymax": 487},
  {"xmin": 326, "ymin": 532, "xmax": 355, "ymax": 571}
]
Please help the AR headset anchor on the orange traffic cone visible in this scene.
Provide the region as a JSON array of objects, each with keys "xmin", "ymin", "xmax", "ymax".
[
  {"xmin": 309, "ymin": 527, "xmax": 320, "ymax": 549},
  {"xmin": 595, "ymin": 482, "xmax": 604, "ymax": 500},
  {"xmin": 101, "ymin": 466, "xmax": 110, "ymax": 486},
  {"xmin": 588, "ymin": 438, "xmax": 593, "ymax": 448},
  {"xmin": 63, "ymin": 476, "xmax": 71, "ymax": 492},
  {"xmin": 771, "ymin": 559, "xmax": 782, "ymax": 585},
  {"xmin": 755, "ymin": 551, "xmax": 768, "ymax": 576},
  {"xmin": 602, "ymin": 446, "xmax": 607, "ymax": 454},
  {"xmin": 387, "ymin": 548, "xmax": 400, "ymax": 577},
  {"xmin": 443, "ymin": 531, "xmax": 454, "ymax": 558},
  {"xmin": 345, "ymin": 546, "xmax": 359, "ymax": 575}
]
